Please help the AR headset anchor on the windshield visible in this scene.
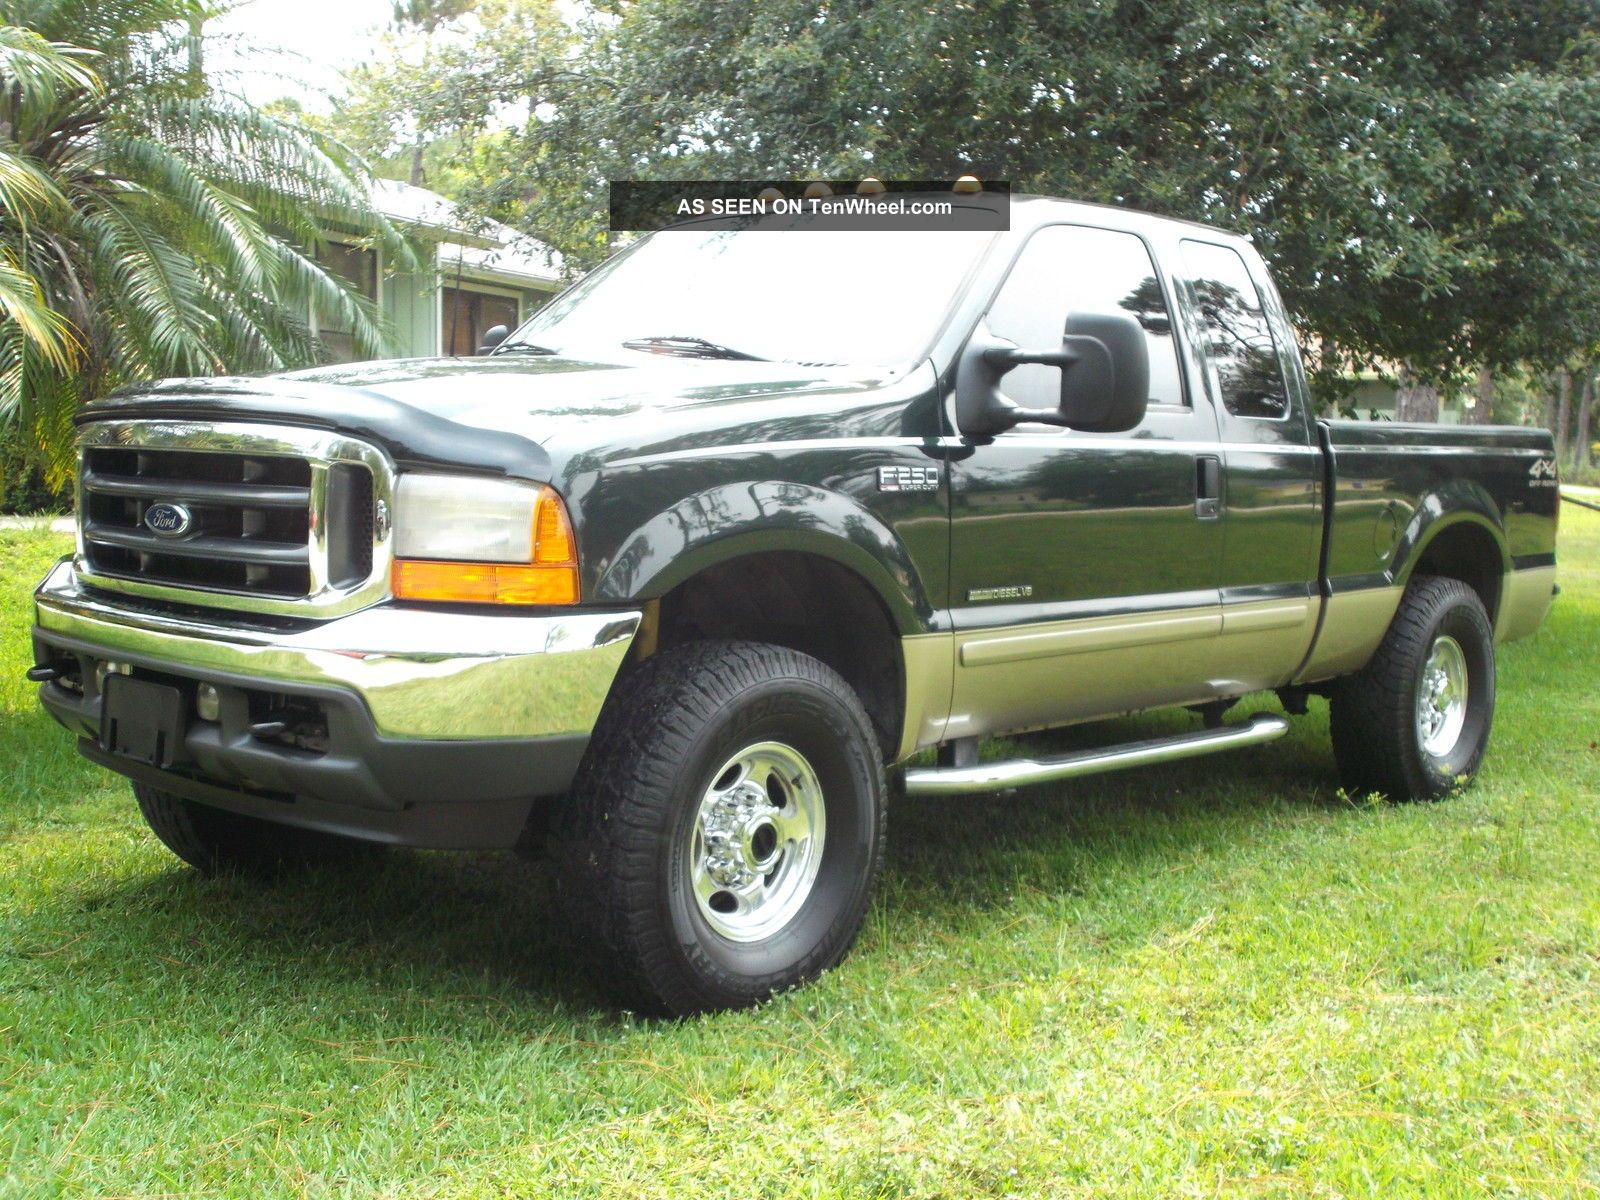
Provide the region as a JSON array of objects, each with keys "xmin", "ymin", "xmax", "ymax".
[{"xmin": 502, "ymin": 228, "xmax": 996, "ymax": 368}]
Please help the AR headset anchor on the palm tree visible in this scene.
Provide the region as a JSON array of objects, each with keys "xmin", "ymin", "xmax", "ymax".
[{"xmin": 0, "ymin": 1, "xmax": 408, "ymax": 486}]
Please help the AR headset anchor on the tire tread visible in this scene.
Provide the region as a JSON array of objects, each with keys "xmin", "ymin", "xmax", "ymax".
[
  {"xmin": 555, "ymin": 640, "xmax": 885, "ymax": 1014},
  {"xmin": 133, "ymin": 783, "xmax": 374, "ymax": 874},
  {"xmin": 1329, "ymin": 575, "xmax": 1493, "ymax": 800}
]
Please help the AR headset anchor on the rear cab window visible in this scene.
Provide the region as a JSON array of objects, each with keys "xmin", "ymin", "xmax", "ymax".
[{"xmin": 1179, "ymin": 239, "xmax": 1291, "ymax": 420}]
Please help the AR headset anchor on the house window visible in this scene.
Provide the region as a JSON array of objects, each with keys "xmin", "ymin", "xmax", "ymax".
[
  {"xmin": 316, "ymin": 242, "xmax": 378, "ymax": 365},
  {"xmin": 442, "ymin": 286, "xmax": 521, "ymax": 357}
]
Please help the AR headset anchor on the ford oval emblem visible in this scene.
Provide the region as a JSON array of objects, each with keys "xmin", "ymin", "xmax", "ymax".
[{"xmin": 143, "ymin": 502, "xmax": 193, "ymax": 538}]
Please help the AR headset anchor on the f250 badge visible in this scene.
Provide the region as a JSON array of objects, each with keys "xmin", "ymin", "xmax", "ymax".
[
  {"xmin": 1528, "ymin": 457, "xmax": 1559, "ymax": 487},
  {"xmin": 878, "ymin": 465, "xmax": 940, "ymax": 493}
]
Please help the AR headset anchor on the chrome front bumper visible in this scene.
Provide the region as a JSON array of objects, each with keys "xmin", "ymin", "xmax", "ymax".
[
  {"xmin": 31, "ymin": 559, "xmax": 642, "ymax": 848},
  {"xmin": 33, "ymin": 558, "xmax": 640, "ymax": 740}
]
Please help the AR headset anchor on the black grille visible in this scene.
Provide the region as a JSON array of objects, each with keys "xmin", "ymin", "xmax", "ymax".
[
  {"xmin": 81, "ymin": 446, "xmax": 368, "ymax": 599},
  {"xmin": 325, "ymin": 463, "xmax": 373, "ymax": 588}
]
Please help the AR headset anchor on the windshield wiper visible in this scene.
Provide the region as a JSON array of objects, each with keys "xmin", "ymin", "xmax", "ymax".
[
  {"xmin": 494, "ymin": 340, "xmax": 559, "ymax": 355},
  {"xmin": 620, "ymin": 335, "xmax": 767, "ymax": 362}
]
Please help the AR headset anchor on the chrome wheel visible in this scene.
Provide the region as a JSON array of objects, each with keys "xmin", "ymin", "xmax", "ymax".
[
  {"xmin": 690, "ymin": 741, "xmax": 826, "ymax": 942},
  {"xmin": 1416, "ymin": 634, "xmax": 1469, "ymax": 757}
]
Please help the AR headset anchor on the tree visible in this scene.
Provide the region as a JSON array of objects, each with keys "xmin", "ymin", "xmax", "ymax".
[
  {"xmin": 0, "ymin": 0, "xmax": 406, "ymax": 483},
  {"xmin": 332, "ymin": 0, "xmax": 574, "ymax": 203},
  {"xmin": 1574, "ymin": 363, "xmax": 1597, "ymax": 471},
  {"xmin": 514, "ymin": 0, "xmax": 1600, "ymax": 401},
  {"xmin": 386, "ymin": 0, "xmax": 477, "ymax": 184},
  {"xmin": 392, "ymin": 0, "xmax": 475, "ymax": 29},
  {"xmin": 328, "ymin": 0, "xmax": 600, "ymax": 267},
  {"xmin": 1556, "ymin": 368, "xmax": 1575, "ymax": 454}
]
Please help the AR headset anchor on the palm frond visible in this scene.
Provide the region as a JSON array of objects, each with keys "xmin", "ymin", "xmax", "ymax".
[
  {"xmin": 0, "ymin": 253, "xmax": 80, "ymax": 373},
  {"xmin": 0, "ymin": 23, "xmax": 101, "ymax": 106},
  {"xmin": 0, "ymin": 144, "xmax": 70, "ymax": 218},
  {"xmin": 1, "ymin": 4, "xmax": 411, "ymax": 471},
  {"xmin": 77, "ymin": 199, "xmax": 220, "ymax": 375}
]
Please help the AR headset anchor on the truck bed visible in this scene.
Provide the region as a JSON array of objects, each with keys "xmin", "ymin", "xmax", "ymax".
[{"xmin": 1316, "ymin": 417, "xmax": 1559, "ymax": 643}]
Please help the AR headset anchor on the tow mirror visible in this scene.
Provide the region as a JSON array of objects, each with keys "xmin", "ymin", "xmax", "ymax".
[
  {"xmin": 478, "ymin": 324, "xmax": 510, "ymax": 355},
  {"xmin": 958, "ymin": 311, "xmax": 1150, "ymax": 435}
]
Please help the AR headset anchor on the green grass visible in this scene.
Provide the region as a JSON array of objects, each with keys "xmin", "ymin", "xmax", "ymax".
[{"xmin": 2, "ymin": 515, "xmax": 1598, "ymax": 1199}]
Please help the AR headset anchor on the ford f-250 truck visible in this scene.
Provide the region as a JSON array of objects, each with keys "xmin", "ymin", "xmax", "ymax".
[{"xmin": 30, "ymin": 196, "xmax": 1559, "ymax": 1014}]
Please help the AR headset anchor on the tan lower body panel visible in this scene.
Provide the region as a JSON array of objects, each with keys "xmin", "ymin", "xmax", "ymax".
[
  {"xmin": 898, "ymin": 632, "xmax": 955, "ymax": 760},
  {"xmin": 903, "ymin": 568, "xmax": 1548, "ymax": 756},
  {"xmin": 1215, "ymin": 596, "xmax": 1321, "ymax": 694},
  {"xmin": 1293, "ymin": 585, "xmax": 1402, "ymax": 684},
  {"xmin": 905, "ymin": 597, "xmax": 1321, "ymax": 751},
  {"xmin": 1495, "ymin": 565, "xmax": 1556, "ymax": 643}
]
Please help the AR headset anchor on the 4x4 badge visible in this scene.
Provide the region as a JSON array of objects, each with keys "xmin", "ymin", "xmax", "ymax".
[{"xmin": 877, "ymin": 465, "xmax": 940, "ymax": 493}]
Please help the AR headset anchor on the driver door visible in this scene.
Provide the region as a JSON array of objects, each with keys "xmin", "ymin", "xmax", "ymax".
[{"xmin": 945, "ymin": 221, "xmax": 1224, "ymax": 739}]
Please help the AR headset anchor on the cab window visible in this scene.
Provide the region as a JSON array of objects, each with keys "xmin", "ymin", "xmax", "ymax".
[
  {"xmin": 985, "ymin": 225, "xmax": 1186, "ymax": 414},
  {"xmin": 1180, "ymin": 240, "xmax": 1290, "ymax": 419}
]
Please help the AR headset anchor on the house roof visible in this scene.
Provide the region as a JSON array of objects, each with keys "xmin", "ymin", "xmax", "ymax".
[
  {"xmin": 437, "ymin": 236, "xmax": 564, "ymax": 290},
  {"xmin": 371, "ymin": 178, "xmax": 565, "ymax": 289}
]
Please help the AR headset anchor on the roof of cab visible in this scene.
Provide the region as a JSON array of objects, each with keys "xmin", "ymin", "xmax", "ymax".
[{"xmin": 1009, "ymin": 193, "xmax": 1254, "ymax": 242}]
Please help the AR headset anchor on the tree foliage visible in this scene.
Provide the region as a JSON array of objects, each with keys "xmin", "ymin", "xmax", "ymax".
[
  {"xmin": 0, "ymin": 0, "xmax": 407, "ymax": 482},
  {"xmin": 334, "ymin": 0, "xmax": 581, "ymax": 223},
  {"xmin": 344, "ymin": 0, "xmax": 1600, "ymax": 403},
  {"xmin": 564, "ymin": 0, "xmax": 1600, "ymax": 395}
]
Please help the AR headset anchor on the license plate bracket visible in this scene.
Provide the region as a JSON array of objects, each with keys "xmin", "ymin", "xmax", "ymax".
[{"xmin": 100, "ymin": 674, "xmax": 187, "ymax": 768}]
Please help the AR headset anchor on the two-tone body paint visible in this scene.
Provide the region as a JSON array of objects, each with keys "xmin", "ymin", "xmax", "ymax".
[
  {"xmin": 937, "ymin": 205, "xmax": 1327, "ymax": 739},
  {"xmin": 76, "ymin": 196, "xmax": 1561, "ymax": 758},
  {"xmin": 1297, "ymin": 418, "xmax": 1560, "ymax": 679}
]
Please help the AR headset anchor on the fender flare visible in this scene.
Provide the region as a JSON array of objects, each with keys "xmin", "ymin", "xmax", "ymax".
[
  {"xmin": 588, "ymin": 480, "xmax": 935, "ymax": 634},
  {"xmin": 1389, "ymin": 480, "xmax": 1511, "ymax": 591}
]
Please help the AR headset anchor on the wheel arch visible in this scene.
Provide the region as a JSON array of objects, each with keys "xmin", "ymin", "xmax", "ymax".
[
  {"xmin": 1391, "ymin": 487, "xmax": 1510, "ymax": 624},
  {"xmin": 589, "ymin": 480, "xmax": 935, "ymax": 635},
  {"xmin": 639, "ymin": 548, "xmax": 910, "ymax": 762}
]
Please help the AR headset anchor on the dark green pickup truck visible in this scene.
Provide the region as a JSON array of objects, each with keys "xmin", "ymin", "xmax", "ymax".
[{"xmin": 30, "ymin": 196, "xmax": 1559, "ymax": 1013}]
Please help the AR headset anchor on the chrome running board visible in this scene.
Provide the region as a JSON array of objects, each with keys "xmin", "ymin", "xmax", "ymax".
[{"xmin": 903, "ymin": 713, "xmax": 1291, "ymax": 797}]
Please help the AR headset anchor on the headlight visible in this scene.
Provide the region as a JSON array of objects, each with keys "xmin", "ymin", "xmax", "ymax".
[{"xmin": 390, "ymin": 474, "xmax": 579, "ymax": 605}]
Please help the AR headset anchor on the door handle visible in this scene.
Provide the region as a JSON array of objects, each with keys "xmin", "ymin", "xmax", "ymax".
[{"xmin": 1195, "ymin": 456, "xmax": 1222, "ymax": 520}]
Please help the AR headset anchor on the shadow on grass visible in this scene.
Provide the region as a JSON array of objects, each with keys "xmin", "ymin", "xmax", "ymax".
[
  {"xmin": 72, "ymin": 843, "xmax": 612, "ymax": 1017},
  {"xmin": 50, "ymin": 700, "xmax": 1348, "ymax": 1021},
  {"xmin": 885, "ymin": 701, "xmax": 1348, "ymax": 910}
]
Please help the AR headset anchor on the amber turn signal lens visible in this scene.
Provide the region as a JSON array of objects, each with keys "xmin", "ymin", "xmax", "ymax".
[
  {"xmin": 392, "ymin": 485, "xmax": 580, "ymax": 605},
  {"xmin": 532, "ymin": 486, "xmax": 577, "ymax": 565},
  {"xmin": 392, "ymin": 560, "xmax": 579, "ymax": 605}
]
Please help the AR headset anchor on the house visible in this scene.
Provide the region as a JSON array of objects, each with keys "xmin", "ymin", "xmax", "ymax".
[
  {"xmin": 1343, "ymin": 370, "xmax": 1472, "ymax": 423},
  {"xmin": 313, "ymin": 179, "xmax": 565, "ymax": 364}
]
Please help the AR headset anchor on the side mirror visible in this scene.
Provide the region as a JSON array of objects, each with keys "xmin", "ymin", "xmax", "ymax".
[
  {"xmin": 957, "ymin": 312, "xmax": 1150, "ymax": 436},
  {"xmin": 477, "ymin": 324, "xmax": 510, "ymax": 355}
]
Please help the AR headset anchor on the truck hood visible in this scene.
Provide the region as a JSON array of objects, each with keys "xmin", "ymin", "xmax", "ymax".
[
  {"xmin": 276, "ymin": 354, "xmax": 891, "ymax": 439},
  {"xmin": 79, "ymin": 355, "xmax": 898, "ymax": 481}
]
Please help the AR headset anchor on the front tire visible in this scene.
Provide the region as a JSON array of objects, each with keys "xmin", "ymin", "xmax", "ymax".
[
  {"xmin": 556, "ymin": 641, "xmax": 886, "ymax": 1015},
  {"xmin": 134, "ymin": 784, "xmax": 378, "ymax": 875},
  {"xmin": 1329, "ymin": 575, "xmax": 1496, "ymax": 801}
]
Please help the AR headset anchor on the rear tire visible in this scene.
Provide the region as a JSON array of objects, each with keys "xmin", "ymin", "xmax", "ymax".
[
  {"xmin": 555, "ymin": 640, "xmax": 886, "ymax": 1015},
  {"xmin": 1329, "ymin": 575, "xmax": 1496, "ymax": 801},
  {"xmin": 134, "ymin": 784, "xmax": 378, "ymax": 875}
]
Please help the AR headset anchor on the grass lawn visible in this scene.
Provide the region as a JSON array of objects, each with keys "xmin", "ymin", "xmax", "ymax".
[{"xmin": 2, "ymin": 513, "xmax": 1597, "ymax": 1199}]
